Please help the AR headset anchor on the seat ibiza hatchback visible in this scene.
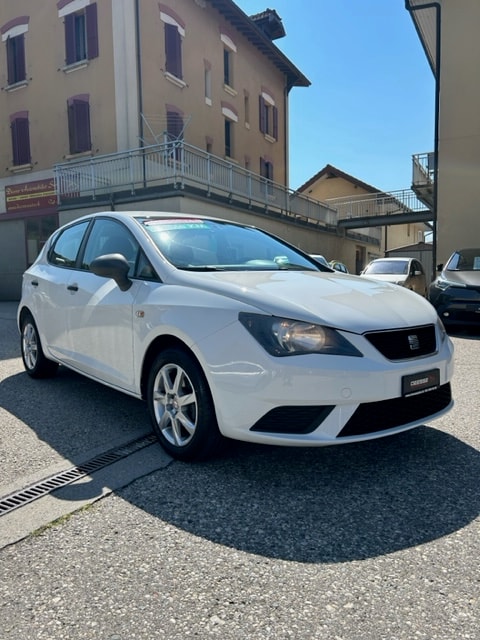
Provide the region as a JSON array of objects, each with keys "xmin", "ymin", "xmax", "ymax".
[{"xmin": 18, "ymin": 211, "xmax": 454, "ymax": 460}]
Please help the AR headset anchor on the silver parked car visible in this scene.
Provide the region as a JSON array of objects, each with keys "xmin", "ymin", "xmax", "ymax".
[{"xmin": 361, "ymin": 257, "xmax": 428, "ymax": 296}]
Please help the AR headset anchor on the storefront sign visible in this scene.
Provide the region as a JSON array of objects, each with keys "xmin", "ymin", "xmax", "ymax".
[{"xmin": 5, "ymin": 178, "xmax": 56, "ymax": 213}]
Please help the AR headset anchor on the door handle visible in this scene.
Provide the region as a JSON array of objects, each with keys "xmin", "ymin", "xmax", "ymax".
[
  {"xmin": 31, "ymin": 280, "xmax": 39, "ymax": 287},
  {"xmin": 67, "ymin": 284, "xmax": 79, "ymax": 292}
]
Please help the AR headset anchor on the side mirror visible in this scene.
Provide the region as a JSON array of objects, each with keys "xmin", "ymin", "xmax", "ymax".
[
  {"xmin": 90, "ymin": 254, "xmax": 132, "ymax": 291},
  {"xmin": 436, "ymin": 263, "xmax": 444, "ymax": 271}
]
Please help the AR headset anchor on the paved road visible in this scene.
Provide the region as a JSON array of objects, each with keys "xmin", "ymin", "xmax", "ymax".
[{"xmin": 0, "ymin": 302, "xmax": 479, "ymax": 639}]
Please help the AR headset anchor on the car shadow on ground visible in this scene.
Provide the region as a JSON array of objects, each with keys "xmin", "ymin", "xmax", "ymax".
[{"xmin": 118, "ymin": 427, "xmax": 480, "ymax": 563}]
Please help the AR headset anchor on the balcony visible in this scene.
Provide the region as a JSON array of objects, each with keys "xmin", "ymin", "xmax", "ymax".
[
  {"xmin": 327, "ymin": 188, "xmax": 433, "ymax": 230},
  {"xmin": 54, "ymin": 140, "xmax": 381, "ymax": 245},
  {"xmin": 411, "ymin": 152, "xmax": 435, "ymax": 210}
]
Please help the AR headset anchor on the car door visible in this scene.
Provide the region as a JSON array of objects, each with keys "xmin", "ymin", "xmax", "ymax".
[
  {"xmin": 31, "ymin": 219, "xmax": 91, "ymax": 361},
  {"xmin": 64, "ymin": 218, "xmax": 142, "ymax": 392}
]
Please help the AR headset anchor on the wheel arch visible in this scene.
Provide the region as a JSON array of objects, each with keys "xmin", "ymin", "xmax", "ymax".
[{"xmin": 140, "ymin": 335, "xmax": 202, "ymax": 400}]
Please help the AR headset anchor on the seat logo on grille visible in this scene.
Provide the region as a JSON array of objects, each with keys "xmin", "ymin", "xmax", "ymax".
[{"xmin": 408, "ymin": 334, "xmax": 420, "ymax": 350}]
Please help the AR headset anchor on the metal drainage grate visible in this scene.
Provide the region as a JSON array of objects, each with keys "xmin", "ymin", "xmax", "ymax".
[{"xmin": 0, "ymin": 433, "xmax": 158, "ymax": 517}]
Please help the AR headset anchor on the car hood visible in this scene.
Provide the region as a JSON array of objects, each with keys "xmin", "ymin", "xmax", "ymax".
[
  {"xmin": 441, "ymin": 270, "xmax": 480, "ymax": 287},
  {"xmin": 172, "ymin": 270, "xmax": 436, "ymax": 334}
]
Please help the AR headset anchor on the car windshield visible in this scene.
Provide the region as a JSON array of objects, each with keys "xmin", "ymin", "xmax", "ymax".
[
  {"xmin": 364, "ymin": 260, "xmax": 408, "ymax": 275},
  {"xmin": 140, "ymin": 217, "xmax": 322, "ymax": 271},
  {"xmin": 446, "ymin": 249, "xmax": 480, "ymax": 271}
]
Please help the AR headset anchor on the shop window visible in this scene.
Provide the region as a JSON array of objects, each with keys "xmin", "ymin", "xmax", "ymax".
[{"xmin": 26, "ymin": 216, "xmax": 58, "ymax": 266}]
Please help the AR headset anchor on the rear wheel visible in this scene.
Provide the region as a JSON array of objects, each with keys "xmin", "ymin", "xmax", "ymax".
[
  {"xmin": 20, "ymin": 313, "xmax": 59, "ymax": 378},
  {"xmin": 147, "ymin": 348, "xmax": 223, "ymax": 461}
]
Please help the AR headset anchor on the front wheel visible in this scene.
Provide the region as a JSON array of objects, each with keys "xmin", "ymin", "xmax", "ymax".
[
  {"xmin": 147, "ymin": 348, "xmax": 224, "ymax": 461},
  {"xmin": 20, "ymin": 313, "xmax": 59, "ymax": 378}
]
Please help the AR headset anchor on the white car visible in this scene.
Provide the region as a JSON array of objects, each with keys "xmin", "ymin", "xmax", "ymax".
[
  {"xmin": 18, "ymin": 211, "xmax": 454, "ymax": 461},
  {"xmin": 361, "ymin": 257, "xmax": 428, "ymax": 296}
]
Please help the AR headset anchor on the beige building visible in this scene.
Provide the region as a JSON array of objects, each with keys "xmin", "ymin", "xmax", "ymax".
[
  {"xmin": 0, "ymin": 0, "xmax": 383, "ymax": 299},
  {"xmin": 297, "ymin": 165, "xmax": 429, "ymax": 274},
  {"xmin": 407, "ymin": 0, "xmax": 480, "ymax": 267}
]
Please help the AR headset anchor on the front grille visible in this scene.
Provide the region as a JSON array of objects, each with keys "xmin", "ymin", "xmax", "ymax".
[
  {"xmin": 365, "ymin": 324, "xmax": 436, "ymax": 360},
  {"xmin": 338, "ymin": 383, "xmax": 451, "ymax": 438},
  {"xmin": 251, "ymin": 405, "xmax": 334, "ymax": 434}
]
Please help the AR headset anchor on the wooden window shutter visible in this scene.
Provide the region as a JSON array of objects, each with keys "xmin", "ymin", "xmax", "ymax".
[
  {"xmin": 272, "ymin": 107, "xmax": 278, "ymax": 140},
  {"xmin": 165, "ymin": 23, "xmax": 181, "ymax": 78},
  {"xmin": 259, "ymin": 96, "xmax": 266, "ymax": 134},
  {"xmin": 65, "ymin": 13, "xmax": 76, "ymax": 65},
  {"xmin": 7, "ymin": 35, "xmax": 26, "ymax": 84},
  {"xmin": 86, "ymin": 3, "xmax": 99, "ymax": 59},
  {"xmin": 11, "ymin": 117, "xmax": 31, "ymax": 165},
  {"xmin": 68, "ymin": 99, "xmax": 91, "ymax": 153}
]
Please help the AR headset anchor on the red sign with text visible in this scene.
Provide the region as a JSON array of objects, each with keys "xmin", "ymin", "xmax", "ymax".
[{"xmin": 5, "ymin": 178, "xmax": 57, "ymax": 214}]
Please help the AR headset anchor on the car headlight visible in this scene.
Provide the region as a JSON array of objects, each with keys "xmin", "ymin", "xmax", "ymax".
[
  {"xmin": 435, "ymin": 278, "xmax": 466, "ymax": 291},
  {"xmin": 239, "ymin": 313, "xmax": 363, "ymax": 357},
  {"xmin": 437, "ymin": 317, "xmax": 448, "ymax": 344}
]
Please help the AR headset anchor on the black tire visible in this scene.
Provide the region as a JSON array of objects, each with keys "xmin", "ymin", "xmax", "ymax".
[
  {"xmin": 20, "ymin": 313, "xmax": 59, "ymax": 379},
  {"xmin": 147, "ymin": 348, "xmax": 224, "ymax": 461}
]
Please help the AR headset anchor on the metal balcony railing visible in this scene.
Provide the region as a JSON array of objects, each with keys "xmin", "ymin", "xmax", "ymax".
[
  {"xmin": 326, "ymin": 189, "xmax": 431, "ymax": 221},
  {"xmin": 54, "ymin": 141, "xmax": 340, "ymax": 229},
  {"xmin": 412, "ymin": 152, "xmax": 435, "ymax": 187}
]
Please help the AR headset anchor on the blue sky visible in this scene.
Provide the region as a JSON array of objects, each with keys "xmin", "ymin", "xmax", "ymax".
[{"xmin": 237, "ymin": 0, "xmax": 435, "ymax": 192}]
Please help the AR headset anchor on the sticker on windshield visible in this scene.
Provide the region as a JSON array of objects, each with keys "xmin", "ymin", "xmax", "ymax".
[{"xmin": 144, "ymin": 219, "xmax": 207, "ymax": 230}]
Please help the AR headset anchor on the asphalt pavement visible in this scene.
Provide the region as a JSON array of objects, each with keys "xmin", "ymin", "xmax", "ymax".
[{"xmin": 0, "ymin": 301, "xmax": 479, "ymax": 640}]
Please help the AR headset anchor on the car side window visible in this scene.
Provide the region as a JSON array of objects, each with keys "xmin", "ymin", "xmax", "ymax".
[
  {"xmin": 82, "ymin": 219, "xmax": 139, "ymax": 277},
  {"xmin": 48, "ymin": 221, "xmax": 90, "ymax": 268}
]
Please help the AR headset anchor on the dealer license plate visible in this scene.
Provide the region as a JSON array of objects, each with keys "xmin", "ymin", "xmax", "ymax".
[{"xmin": 402, "ymin": 369, "xmax": 440, "ymax": 397}]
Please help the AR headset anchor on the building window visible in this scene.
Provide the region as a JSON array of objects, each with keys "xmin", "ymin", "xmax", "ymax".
[
  {"xmin": 221, "ymin": 102, "xmax": 238, "ymax": 159},
  {"xmin": 166, "ymin": 106, "xmax": 184, "ymax": 160},
  {"xmin": 6, "ymin": 34, "xmax": 26, "ymax": 84},
  {"xmin": 260, "ymin": 157, "xmax": 274, "ymax": 182},
  {"xmin": 10, "ymin": 112, "xmax": 31, "ymax": 166},
  {"xmin": 224, "ymin": 120, "xmax": 233, "ymax": 158},
  {"xmin": 244, "ymin": 92, "xmax": 250, "ymax": 127},
  {"xmin": 220, "ymin": 30, "xmax": 236, "ymax": 90},
  {"xmin": 2, "ymin": 16, "xmax": 29, "ymax": 86},
  {"xmin": 68, "ymin": 95, "xmax": 91, "ymax": 154},
  {"xmin": 166, "ymin": 108, "xmax": 184, "ymax": 141},
  {"xmin": 159, "ymin": 5, "xmax": 185, "ymax": 80},
  {"xmin": 63, "ymin": 2, "xmax": 98, "ymax": 65},
  {"xmin": 223, "ymin": 49, "xmax": 232, "ymax": 87},
  {"xmin": 259, "ymin": 93, "xmax": 278, "ymax": 140},
  {"xmin": 204, "ymin": 61, "xmax": 212, "ymax": 105},
  {"xmin": 165, "ymin": 23, "xmax": 182, "ymax": 78}
]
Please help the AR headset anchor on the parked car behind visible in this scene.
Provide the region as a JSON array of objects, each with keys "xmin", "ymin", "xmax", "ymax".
[
  {"xmin": 429, "ymin": 248, "xmax": 480, "ymax": 327},
  {"xmin": 360, "ymin": 257, "xmax": 427, "ymax": 296},
  {"xmin": 310, "ymin": 254, "xmax": 331, "ymax": 269},
  {"xmin": 18, "ymin": 211, "xmax": 453, "ymax": 461},
  {"xmin": 329, "ymin": 260, "xmax": 349, "ymax": 274}
]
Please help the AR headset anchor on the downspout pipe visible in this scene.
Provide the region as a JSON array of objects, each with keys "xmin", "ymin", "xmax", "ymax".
[
  {"xmin": 405, "ymin": 0, "xmax": 441, "ymax": 281},
  {"xmin": 134, "ymin": 0, "xmax": 146, "ymax": 187}
]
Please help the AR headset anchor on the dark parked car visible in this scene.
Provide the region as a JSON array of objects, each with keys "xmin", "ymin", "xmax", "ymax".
[{"xmin": 429, "ymin": 248, "xmax": 480, "ymax": 327}]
